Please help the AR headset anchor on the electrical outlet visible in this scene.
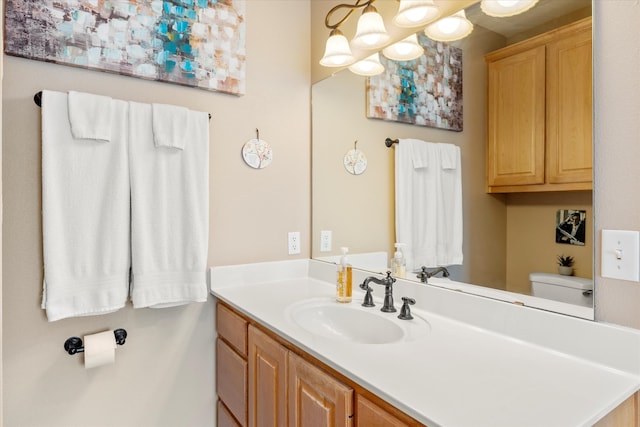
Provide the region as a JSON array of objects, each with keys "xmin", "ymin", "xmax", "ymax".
[
  {"xmin": 288, "ymin": 231, "xmax": 301, "ymax": 255},
  {"xmin": 320, "ymin": 230, "xmax": 332, "ymax": 252}
]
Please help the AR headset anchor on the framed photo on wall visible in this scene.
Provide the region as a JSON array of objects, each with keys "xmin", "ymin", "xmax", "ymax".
[{"xmin": 556, "ymin": 209, "xmax": 586, "ymax": 246}]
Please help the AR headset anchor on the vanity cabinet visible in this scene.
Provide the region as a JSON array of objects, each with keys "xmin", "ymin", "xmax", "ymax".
[
  {"xmin": 217, "ymin": 301, "xmax": 421, "ymax": 427},
  {"xmin": 485, "ymin": 17, "xmax": 592, "ymax": 193}
]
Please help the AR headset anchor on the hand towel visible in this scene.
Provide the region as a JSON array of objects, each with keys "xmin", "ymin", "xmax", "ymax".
[
  {"xmin": 67, "ymin": 91, "xmax": 113, "ymax": 142},
  {"xmin": 151, "ymin": 103, "xmax": 189, "ymax": 149},
  {"xmin": 41, "ymin": 90, "xmax": 130, "ymax": 321},
  {"xmin": 395, "ymin": 139, "xmax": 463, "ymax": 271},
  {"xmin": 129, "ymin": 102, "xmax": 209, "ymax": 308}
]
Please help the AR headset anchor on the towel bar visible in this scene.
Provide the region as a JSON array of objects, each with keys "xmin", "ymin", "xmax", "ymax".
[
  {"xmin": 33, "ymin": 91, "xmax": 212, "ymax": 120},
  {"xmin": 64, "ymin": 328, "xmax": 127, "ymax": 355}
]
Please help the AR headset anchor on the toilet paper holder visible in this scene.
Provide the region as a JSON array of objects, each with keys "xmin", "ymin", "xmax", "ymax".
[{"xmin": 64, "ymin": 329, "xmax": 127, "ymax": 355}]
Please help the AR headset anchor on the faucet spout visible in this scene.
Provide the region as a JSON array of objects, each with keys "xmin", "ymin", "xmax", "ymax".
[{"xmin": 360, "ymin": 271, "xmax": 397, "ymax": 312}]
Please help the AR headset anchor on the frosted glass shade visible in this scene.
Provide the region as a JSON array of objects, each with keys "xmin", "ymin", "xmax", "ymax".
[
  {"xmin": 481, "ymin": 0, "xmax": 539, "ymax": 17},
  {"xmin": 393, "ymin": 0, "xmax": 440, "ymax": 27},
  {"xmin": 351, "ymin": 6, "xmax": 390, "ymax": 49},
  {"xmin": 424, "ymin": 10, "xmax": 473, "ymax": 42},
  {"xmin": 348, "ymin": 53, "xmax": 385, "ymax": 76},
  {"xmin": 382, "ymin": 34, "xmax": 424, "ymax": 61},
  {"xmin": 320, "ymin": 29, "xmax": 356, "ymax": 67}
]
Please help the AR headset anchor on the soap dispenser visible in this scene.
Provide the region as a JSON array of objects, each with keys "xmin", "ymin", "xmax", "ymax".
[
  {"xmin": 393, "ymin": 243, "xmax": 406, "ymax": 278},
  {"xmin": 336, "ymin": 247, "xmax": 353, "ymax": 303}
]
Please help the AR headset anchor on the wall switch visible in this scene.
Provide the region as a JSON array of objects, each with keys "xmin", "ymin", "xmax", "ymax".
[
  {"xmin": 601, "ymin": 229, "xmax": 640, "ymax": 282},
  {"xmin": 320, "ymin": 230, "xmax": 332, "ymax": 252},
  {"xmin": 288, "ymin": 231, "xmax": 301, "ymax": 255}
]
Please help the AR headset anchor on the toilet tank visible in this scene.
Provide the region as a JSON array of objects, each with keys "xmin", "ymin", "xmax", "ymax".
[{"xmin": 529, "ymin": 272, "xmax": 593, "ymax": 308}]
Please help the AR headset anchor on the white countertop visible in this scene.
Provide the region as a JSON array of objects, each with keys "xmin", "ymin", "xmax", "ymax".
[{"xmin": 210, "ymin": 259, "xmax": 640, "ymax": 427}]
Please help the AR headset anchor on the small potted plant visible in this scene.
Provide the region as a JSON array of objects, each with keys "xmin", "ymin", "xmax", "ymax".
[{"xmin": 557, "ymin": 254, "xmax": 574, "ymax": 276}]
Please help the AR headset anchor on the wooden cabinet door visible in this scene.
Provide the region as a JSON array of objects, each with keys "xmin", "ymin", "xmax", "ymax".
[
  {"xmin": 546, "ymin": 21, "xmax": 592, "ymax": 184},
  {"xmin": 486, "ymin": 45, "xmax": 546, "ymax": 187},
  {"xmin": 217, "ymin": 338, "xmax": 248, "ymax": 427},
  {"xmin": 288, "ymin": 352, "xmax": 353, "ymax": 427},
  {"xmin": 248, "ymin": 325, "xmax": 288, "ymax": 427}
]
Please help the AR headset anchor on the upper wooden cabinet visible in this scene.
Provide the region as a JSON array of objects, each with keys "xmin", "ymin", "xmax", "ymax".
[{"xmin": 486, "ymin": 17, "xmax": 592, "ymax": 193}]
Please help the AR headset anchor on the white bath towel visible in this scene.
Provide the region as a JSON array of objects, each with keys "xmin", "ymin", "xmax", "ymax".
[
  {"xmin": 152, "ymin": 103, "xmax": 188, "ymax": 149},
  {"xmin": 395, "ymin": 139, "xmax": 463, "ymax": 272},
  {"xmin": 41, "ymin": 90, "xmax": 130, "ymax": 321},
  {"xmin": 129, "ymin": 102, "xmax": 209, "ymax": 308},
  {"xmin": 68, "ymin": 91, "xmax": 113, "ymax": 142}
]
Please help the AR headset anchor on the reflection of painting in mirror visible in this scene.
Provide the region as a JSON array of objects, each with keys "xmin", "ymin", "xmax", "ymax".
[
  {"xmin": 556, "ymin": 209, "xmax": 586, "ymax": 246},
  {"xmin": 366, "ymin": 35, "xmax": 463, "ymax": 131}
]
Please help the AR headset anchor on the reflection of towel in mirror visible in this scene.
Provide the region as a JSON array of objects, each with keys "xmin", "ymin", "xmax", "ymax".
[{"xmin": 395, "ymin": 139, "xmax": 463, "ymax": 271}]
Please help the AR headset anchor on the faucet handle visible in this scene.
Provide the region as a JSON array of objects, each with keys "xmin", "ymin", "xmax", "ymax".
[
  {"xmin": 360, "ymin": 283, "xmax": 375, "ymax": 307},
  {"xmin": 416, "ymin": 266, "xmax": 428, "ymax": 283},
  {"xmin": 398, "ymin": 297, "xmax": 416, "ymax": 320}
]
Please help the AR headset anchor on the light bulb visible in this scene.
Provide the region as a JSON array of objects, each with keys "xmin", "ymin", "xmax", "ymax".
[{"xmin": 438, "ymin": 17, "xmax": 461, "ymax": 35}]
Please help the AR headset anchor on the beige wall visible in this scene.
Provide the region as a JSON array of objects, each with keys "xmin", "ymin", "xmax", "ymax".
[
  {"xmin": 594, "ymin": 1, "xmax": 640, "ymax": 329},
  {"xmin": 1, "ymin": 1, "xmax": 310, "ymax": 426}
]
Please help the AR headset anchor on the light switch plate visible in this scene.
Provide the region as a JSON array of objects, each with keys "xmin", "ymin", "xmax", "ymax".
[{"xmin": 601, "ymin": 230, "xmax": 640, "ymax": 282}]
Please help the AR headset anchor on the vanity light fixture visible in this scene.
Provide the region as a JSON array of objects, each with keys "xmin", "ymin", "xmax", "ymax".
[
  {"xmin": 320, "ymin": 0, "xmax": 389, "ymax": 67},
  {"xmin": 480, "ymin": 0, "xmax": 539, "ymax": 18},
  {"xmin": 393, "ymin": 0, "xmax": 441, "ymax": 28},
  {"xmin": 320, "ymin": 29, "xmax": 356, "ymax": 67},
  {"xmin": 382, "ymin": 34, "xmax": 424, "ymax": 61},
  {"xmin": 350, "ymin": 2, "xmax": 390, "ymax": 49},
  {"xmin": 348, "ymin": 53, "xmax": 385, "ymax": 76},
  {"xmin": 423, "ymin": 9, "xmax": 474, "ymax": 42}
]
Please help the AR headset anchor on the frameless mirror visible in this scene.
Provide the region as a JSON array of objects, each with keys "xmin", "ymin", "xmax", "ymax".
[{"xmin": 312, "ymin": 0, "xmax": 593, "ymax": 318}]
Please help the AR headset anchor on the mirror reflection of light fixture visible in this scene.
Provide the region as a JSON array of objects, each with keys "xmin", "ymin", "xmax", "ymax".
[
  {"xmin": 348, "ymin": 53, "xmax": 385, "ymax": 76},
  {"xmin": 320, "ymin": 29, "xmax": 356, "ymax": 67},
  {"xmin": 350, "ymin": 3, "xmax": 390, "ymax": 49},
  {"xmin": 481, "ymin": 0, "xmax": 539, "ymax": 18},
  {"xmin": 424, "ymin": 9, "xmax": 474, "ymax": 42},
  {"xmin": 382, "ymin": 34, "xmax": 424, "ymax": 61},
  {"xmin": 393, "ymin": 0, "xmax": 441, "ymax": 28}
]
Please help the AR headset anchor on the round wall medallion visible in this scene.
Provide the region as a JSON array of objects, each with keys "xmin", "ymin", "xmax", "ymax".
[
  {"xmin": 343, "ymin": 148, "xmax": 367, "ymax": 175},
  {"xmin": 242, "ymin": 138, "xmax": 273, "ymax": 169}
]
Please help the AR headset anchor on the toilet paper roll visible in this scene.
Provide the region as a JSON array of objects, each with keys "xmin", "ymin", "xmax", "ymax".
[{"xmin": 84, "ymin": 330, "xmax": 117, "ymax": 369}]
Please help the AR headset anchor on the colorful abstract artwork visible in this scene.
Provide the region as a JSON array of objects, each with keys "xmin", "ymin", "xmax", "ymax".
[
  {"xmin": 366, "ymin": 34, "xmax": 463, "ymax": 131},
  {"xmin": 5, "ymin": 0, "xmax": 246, "ymax": 95}
]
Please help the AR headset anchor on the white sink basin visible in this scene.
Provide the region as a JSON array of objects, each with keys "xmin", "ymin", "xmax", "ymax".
[{"xmin": 285, "ymin": 297, "xmax": 430, "ymax": 344}]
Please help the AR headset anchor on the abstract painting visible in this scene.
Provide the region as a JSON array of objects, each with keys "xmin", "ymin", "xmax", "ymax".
[
  {"xmin": 5, "ymin": 0, "xmax": 246, "ymax": 95},
  {"xmin": 366, "ymin": 34, "xmax": 463, "ymax": 131}
]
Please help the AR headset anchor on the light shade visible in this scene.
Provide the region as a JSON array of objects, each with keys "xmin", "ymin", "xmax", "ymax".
[
  {"xmin": 319, "ymin": 29, "xmax": 356, "ymax": 67},
  {"xmin": 424, "ymin": 10, "xmax": 474, "ymax": 42},
  {"xmin": 382, "ymin": 34, "xmax": 424, "ymax": 61},
  {"xmin": 348, "ymin": 53, "xmax": 385, "ymax": 76},
  {"xmin": 393, "ymin": 0, "xmax": 441, "ymax": 27},
  {"xmin": 481, "ymin": 0, "xmax": 539, "ymax": 17},
  {"xmin": 351, "ymin": 4, "xmax": 390, "ymax": 50}
]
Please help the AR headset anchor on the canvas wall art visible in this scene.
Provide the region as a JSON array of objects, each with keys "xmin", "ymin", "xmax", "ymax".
[
  {"xmin": 366, "ymin": 34, "xmax": 463, "ymax": 131},
  {"xmin": 5, "ymin": 0, "xmax": 246, "ymax": 95}
]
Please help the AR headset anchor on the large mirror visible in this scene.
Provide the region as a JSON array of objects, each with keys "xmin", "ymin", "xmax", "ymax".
[{"xmin": 312, "ymin": 0, "xmax": 593, "ymax": 318}]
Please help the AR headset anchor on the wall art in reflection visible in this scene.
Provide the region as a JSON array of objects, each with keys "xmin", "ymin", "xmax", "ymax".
[
  {"xmin": 366, "ymin": 35, "xmax": 462, "ymax": 131},
  {"xmin": 5, "ymin": 0, "xmax": 246, "ymax": 95}
]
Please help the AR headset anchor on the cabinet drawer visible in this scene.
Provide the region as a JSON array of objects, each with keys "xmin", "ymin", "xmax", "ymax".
[
  {"xmin": 217, "ymin": 302, "xmax": 248, "ymax": 357},
  {"xmin": 218, "ymin": 400, "xmax": 241, "ymax": 427},
  {"xmin": 217, "ymin": 339, "xmax": 248, "ymax": 427},
  {"xmin": 356, "ymin": 394, "xmax": 413, "ymax": 427}
]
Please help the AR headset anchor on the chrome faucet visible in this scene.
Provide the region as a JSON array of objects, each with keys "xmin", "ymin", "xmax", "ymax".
[
  {"xmin": 416, "ymin": 266, "xmax": 450, "ymax": 284},
  {"xmin": 359, "ymin": 271, "xmax": 397, "ymax": 312}
]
